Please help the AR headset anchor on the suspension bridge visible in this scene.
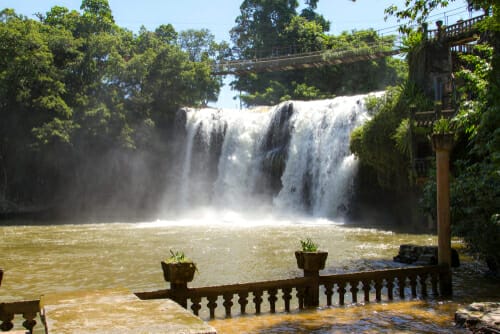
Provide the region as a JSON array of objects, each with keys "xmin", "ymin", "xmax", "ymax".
[{"xmin": 212, "ymin": 14, "xmax": 487, "ymax": 76}]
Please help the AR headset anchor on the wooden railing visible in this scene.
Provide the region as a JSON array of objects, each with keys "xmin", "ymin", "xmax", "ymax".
[
  {"xmin": 0, "ymin": 265, "xmax": 450, "ymax": 331},
  {"xmin": 427, "ymin": 15, "xmax": 486, "ymax": 42},
  {"xmin": 212, "ymin": 41, "xmax": 399, "ymax": 75},
  {"xmin": 414, "ymin": 109, "xmax": 455, "ymax": 127}
]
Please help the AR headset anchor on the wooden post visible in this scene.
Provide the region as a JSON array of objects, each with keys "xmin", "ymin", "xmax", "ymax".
[{"xmin": 431, "ymin": 133, "xmax": 454, "ymax": 296}]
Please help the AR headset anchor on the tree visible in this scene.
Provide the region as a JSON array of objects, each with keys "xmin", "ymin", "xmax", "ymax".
[
  {"xmin": 0, "ymin": 4, "xmax": 223, "ymax": 215},
  {"xmin": 385, "ymin": 0, "xmax": 494, "ymax": 24},
  {"xmin": 231, "ymin": 0, "xmax": 299, "ymax": 58},
  {"xmin": 178, "ymin": 29, "xmax": 218, "ymax": 62},
  {"xmin": 79, "ymin": 0, "xmax": 115, "ymax": 35},
  {"xmin": 229, "ymin": 0, "xmax": 405, "ymax": 106}
]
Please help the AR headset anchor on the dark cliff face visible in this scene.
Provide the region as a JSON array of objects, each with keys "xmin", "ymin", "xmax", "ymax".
[
  {"xmin": 347, "ymin": 164, "xmax": 430, "ymax": 233},
  {"xmin": 257, "ymin": 102, "xmax": 295, "ymax": 197}
]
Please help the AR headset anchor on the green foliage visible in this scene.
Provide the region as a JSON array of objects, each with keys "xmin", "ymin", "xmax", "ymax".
[
  {"xmin": 166, "ymin": 250, "xmax": 191, "ymax": 264},
  {"xmin": 384, "ymin": 0, "xmax": 495, "ymax": 33},
  {"xmin": 350, "ymin": 82, "xmax": 431, "ymax": 190},
  {"xmin": 300, "ymin": 238, "xmax": 318, "ymax": 252},
  {"xmin": 432, "ymin": 117, "xmax": 453, "ymax": 134},
  {"xmin": 451, "ymin": 163, "xmax": 500, "ymax": 271},
  {"xmin": 414, "ymin": 8, "xmax": 499, "ymax": 272},
  {"xmin": 453, "ymin": 44, "xmax": 493, "ymax": 141},
  {"xmin": 400, "ymin": 30, "xmax": 423, "ymax": 55},
  {"xmin": 230, "ymin": 1, "xmax": 406, "ymax": 106},
  {"xmin": 0, "ymin": 4, "xmax": 222, "ymax": 212},
  {"xmin": 392, "ymin": 118, "xmax": 412, "ymax": 156}
]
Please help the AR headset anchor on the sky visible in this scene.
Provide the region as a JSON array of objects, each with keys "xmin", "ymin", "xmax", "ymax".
[{"xmin": 2, "ymin": 0, "xmax": 472, "ymax": 108}]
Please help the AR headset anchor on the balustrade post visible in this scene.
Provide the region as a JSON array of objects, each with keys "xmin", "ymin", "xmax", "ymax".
[
  {"xmin": 295, "ymin": 251, "xmax": 328, "ymax": 307},
  {"xmin": 434, "ymin": 101, "xmax": 442, "ymax": 120},
  {"xmin": 170, "ymin": 282, "xmax": 189, "ymax": 308},
  {"xmin": 161, "ymin": 260, "xmax": 197, "ymax": 309}
]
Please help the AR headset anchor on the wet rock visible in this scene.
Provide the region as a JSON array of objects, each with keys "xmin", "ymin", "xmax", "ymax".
[
  {"xmin": 393, "ymin": 244, "xmax": 460, "ymax": 267},
  {"xmin": 455, "ymin": 302, "xmax": 500, "ymax": 333}
]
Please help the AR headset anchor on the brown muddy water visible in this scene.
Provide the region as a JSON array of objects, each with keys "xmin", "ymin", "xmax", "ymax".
[{"xmin": 1, "ymin": 214, "xmax": 498, "ymax": 333}]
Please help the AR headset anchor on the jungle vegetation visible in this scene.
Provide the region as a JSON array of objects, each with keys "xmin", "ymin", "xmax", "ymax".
[
  {"xmin": 229, "ymin": 0, "xmax": 406, "ymax": 105},
  {"xmin": 0, "ymin": 0, "xmax": 225, "ymax": 216},
  {"xmin": 351, "ymin": 0, "xmax": 499, "ymax": 272}
]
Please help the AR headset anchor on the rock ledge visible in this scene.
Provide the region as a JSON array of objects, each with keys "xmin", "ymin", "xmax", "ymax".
[{"xmin": 455, "ymin": 302, "xmax": 500, "ymax": 333}]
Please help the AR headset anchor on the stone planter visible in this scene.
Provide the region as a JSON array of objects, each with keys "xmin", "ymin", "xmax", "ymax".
[
  {"xmin": 161, "ymin": 261, "xmax": 196, "ymax": 284},
  {"xmin": 431, "ymin": 133, "xmax": 454, "ymax": 151},
  {"xmin": 295, "ymin": 251, "xmax": 328, "ymax": 271}
]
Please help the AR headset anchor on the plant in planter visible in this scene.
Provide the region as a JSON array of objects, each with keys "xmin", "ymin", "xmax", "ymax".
[
  {"xmin": 161, "ymin": 250, "xmax": 197, "ymax": 284},
  {"xmin": 431, "ymin": 117, "xmax": 455, "ymax": 150},
  {"xmin": 295, "ymin": 238, "xmax": 328, "ymax": 272},
  {"xmin": 433, "ymin": 116, "xmax": 453, "ymax": 135}
]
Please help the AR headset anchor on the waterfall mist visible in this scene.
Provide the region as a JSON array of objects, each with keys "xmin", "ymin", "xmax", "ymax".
[{"xmin": 161, "ymin": 93, "xmax": 377, "ymax": 220}]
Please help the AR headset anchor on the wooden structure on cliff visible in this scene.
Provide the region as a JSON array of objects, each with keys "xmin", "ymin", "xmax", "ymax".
[{"xmin": 408, "ymin": 14, "xmax": 489, "ymax": 182}]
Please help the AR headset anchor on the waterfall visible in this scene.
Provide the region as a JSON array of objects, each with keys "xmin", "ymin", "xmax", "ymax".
[{"xmin": 175, "ymin": 93, "xmax": 375, "ymax": 218}]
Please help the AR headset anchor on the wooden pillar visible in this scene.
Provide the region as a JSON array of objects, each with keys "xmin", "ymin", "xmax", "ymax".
[{"xmin": 431, "ymin": 133, "xmax": 454, "ymax": 296}]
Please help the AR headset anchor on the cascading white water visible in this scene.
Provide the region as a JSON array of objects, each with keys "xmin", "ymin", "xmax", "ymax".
[
  {"xmin": 273, "ymin": 95, "xmax": 372, "ymax": 217},
  {"xmin": 212, "ymin": 107, "xmax": 273, "ymax": 209},
  {"xmin": 177, "ymin": 93, "xmax": 376, "ymax": 218}
]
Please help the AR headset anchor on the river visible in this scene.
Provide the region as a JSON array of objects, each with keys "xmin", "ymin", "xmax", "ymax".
[{"xmin": 1, "ymin": 215, "xmax": 498, "ymax": 333}]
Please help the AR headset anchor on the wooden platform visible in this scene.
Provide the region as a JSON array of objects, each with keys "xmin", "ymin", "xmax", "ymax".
[{"xmin": 40, "ymin": 288, "xmax": 216, "ymax": 334}]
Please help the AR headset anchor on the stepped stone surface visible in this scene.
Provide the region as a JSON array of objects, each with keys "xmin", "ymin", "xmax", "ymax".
[{"xmin": 40, "ymin": 288, "xmax": 216, "ymax": 334}]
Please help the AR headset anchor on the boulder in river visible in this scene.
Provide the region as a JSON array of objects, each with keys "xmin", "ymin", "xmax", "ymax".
[
  {"xmin": 455, "ymin": 302, "xmax": 500, "ymax": 333},
  {"xmin": 393, "ymin": 244, "xmax": 460, "ymax": 267}
]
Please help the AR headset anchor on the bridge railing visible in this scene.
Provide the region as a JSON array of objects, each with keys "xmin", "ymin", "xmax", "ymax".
[
  {"xmin": 212, "ymin": 40, "xmax": 398, "ymax": 75},
  {"xmin": 427, "ymin": 14, "xmax": 486, "ymax": 41}
]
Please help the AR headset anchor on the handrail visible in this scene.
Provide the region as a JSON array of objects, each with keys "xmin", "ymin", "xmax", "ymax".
[
  {"xmin": 212, "ymin": 41, "xmax": 398, "ymax": 75},
  {"xmin": 426, "ymin": 14, "xmax": 486, "ymax": 41},
  {"xmin": 136, "ymin": 265, "xmax": 449, "ymax": 320}
]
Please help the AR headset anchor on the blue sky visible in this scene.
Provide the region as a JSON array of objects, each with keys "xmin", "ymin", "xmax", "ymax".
[{"xmin": 2, "ymin": 0, "xmax": 471, "ymax": 108}]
